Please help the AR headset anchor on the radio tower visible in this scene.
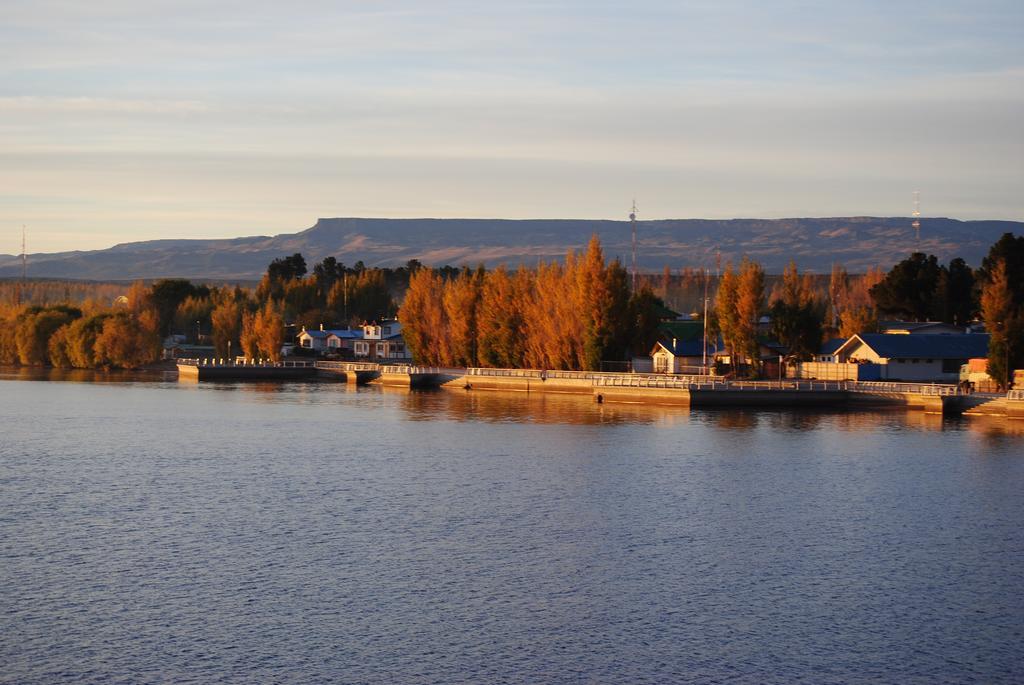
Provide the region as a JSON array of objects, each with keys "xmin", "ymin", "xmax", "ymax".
[
  {"xmin": 630, "ymin": 199, "xmax": 638, "ymax": 292},
  {"xmin": 912, "ymin": 190, "xmax": 921, "ymax": 249}
]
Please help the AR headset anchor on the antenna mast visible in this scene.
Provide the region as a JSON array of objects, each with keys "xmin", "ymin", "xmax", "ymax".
[
  {"xmin": 630, "ymin": 199, "xmax": 638, "ymax": 292},
  {"xmin": 912, "ymin": 190, "xmax": 921, "ymax": 249}
]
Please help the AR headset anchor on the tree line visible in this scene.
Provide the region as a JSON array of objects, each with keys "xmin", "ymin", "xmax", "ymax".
[
  {"xmin": 399, "ymin": 236, "xmax": 664, "ymax": 370},
  {"xmin": 2, "ymin": 233, "xmax": 1020, "ymax": 382}
]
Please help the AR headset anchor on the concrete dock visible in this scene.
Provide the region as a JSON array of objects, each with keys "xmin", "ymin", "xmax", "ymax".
[
  {"xmin": 176, "ymin": 360, "xmax": 1019, "ymax": 418},
  {"xmin": 177, "ymin": 359, "xmax": 317, "ymax": 381}
]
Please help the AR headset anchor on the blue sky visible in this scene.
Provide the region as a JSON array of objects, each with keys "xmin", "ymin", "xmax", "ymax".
[{"xmin": 2, "ymin": 0, "xmax": 1022, "ymax": 253}]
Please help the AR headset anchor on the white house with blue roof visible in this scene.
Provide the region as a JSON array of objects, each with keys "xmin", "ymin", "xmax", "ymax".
[{"xmin": 832, "ymin": 333, "xmax": 989, "ymax": 382}]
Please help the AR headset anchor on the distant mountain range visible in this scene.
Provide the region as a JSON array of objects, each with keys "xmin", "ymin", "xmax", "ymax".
[{"xmin": 1, "ymin": 216, "xmax": 1020, "ymax": 281}]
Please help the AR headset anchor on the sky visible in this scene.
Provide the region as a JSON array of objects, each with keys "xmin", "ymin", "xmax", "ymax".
[{"xmin": 2, "ymin": 0, "xmax": 1022, "ymax": 253}]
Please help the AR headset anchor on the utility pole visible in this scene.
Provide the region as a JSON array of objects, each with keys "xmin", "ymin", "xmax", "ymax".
[
  {"xmin": 702, "ymin": 267, "xmax": 709, "ymax": 374},
  {"xmin": 630, "ymin": 200, "xmax": 638, "ymax": 292}
]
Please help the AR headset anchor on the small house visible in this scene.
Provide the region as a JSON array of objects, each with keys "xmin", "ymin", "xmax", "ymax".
[
  {"xmin": 833, "ymin": 333, "xmax": 989, "ymax": 382},
  {"xmin": 651, "ymin": 338, "xmax": 712, "ymax": 374}
]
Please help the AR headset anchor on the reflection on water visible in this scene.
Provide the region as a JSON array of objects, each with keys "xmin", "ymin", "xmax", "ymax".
[
  {"xmin": 3, "ymin": 366, "xmax": 1024, "ymax": 439},
  {"xmin": 2, "ymin": 373, "xmax": 1024, "ymax": 684},
  {"xmin": 0, "ymin": 364, "xmax": 176, "ymax": 384},
  {"xmin": 396, "ymin": 386, "xmax": 680, "ymax": 426}
]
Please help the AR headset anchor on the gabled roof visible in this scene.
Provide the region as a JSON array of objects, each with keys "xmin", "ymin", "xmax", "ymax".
[
  {"xmin": 838, "ymin": 333, "xmax": 989, "ymax": 359},
  {"xmin": 328, "ymin": 329, "xmax": 363, "ymax": 339},
  {"xmin": 300, "ymin": 328, "xmax": 364, "ymax": 339},
  {"xmin": 652, "ymin": 334, "xmax": 724, "ymax": 357},
  {"xmin": 819, "ymin": 338, "xmax": 847, "ymax": 356}
]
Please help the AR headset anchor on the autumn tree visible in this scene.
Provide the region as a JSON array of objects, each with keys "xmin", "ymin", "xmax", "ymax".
[
  {"xmin": 980, "ymin": 259, "xmax": 1022, "ymax": 389},
  {"xmin": 15, "ymin": 306, "xmax": 82, "ymax": 366},
  {"xmin": 399, "ymin": 269, "xmax": 448, "ymax": 365},
  {"xmin": 830, "ymin": 266, "xmax": 883, "ymax": 338},
  {"xmin": 442, "ymin": 267, "xmax": 484, "ymax": 366},
  {"xmin": 734, "ymin": 258, "xmax": 765, "ymax": 374},
  {"xmin": 210, "ymin": 298, "xmax": 245, "ymax": 358},
  {"xmin": 476, "ymin": 265, "xmax": 526, "ymax": 368},
  {"xmin": 253, "ymin": 300, "xmax": 286, "ymax": 361},
  {"xmin": 575, "ymin": 236, "xmax": 631, "ymax": 370},
  {"xmin": 93, "ymin": 311, "xmax": 161, "ymax": 368},
  {"xmin": 715, "ymin": 263, "xmax": 740, "ymax": 369},
  {"xmin": 770, "ymin": 260, "xmax": 823, "ymax": 360},
  {"xmin": 64, "ymin": 314, "xmax": 113, "ymax": 368}
]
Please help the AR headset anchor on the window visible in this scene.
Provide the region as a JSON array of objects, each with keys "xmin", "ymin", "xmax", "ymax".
[
  {"xmin": 302, "ymin": 337, "xmax": 312, "ymax": 348},
  {"xmin": 354, "ymin": 341, "xmax": 369, "ymax": 355},
  {"xmin": 376, "ymin": 343, "xmax": 386, "ymax": 356},
  {"xmin": 383, "ymin": 326, "xmax": 391, "ymax": 335}
]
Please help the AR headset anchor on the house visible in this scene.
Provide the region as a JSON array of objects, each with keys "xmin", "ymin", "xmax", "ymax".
[
  {"xmin": 325, "ymin": 329, "xmax": 362, "ymax": 356},
  {"xmin": 297, "ymin": 325, "xmax": 365, "ymax": 356},
  {"xmin": 353, "ymin": 320, "xmax": 412, "ymax": 362},
  {"xmin": 832, "ymin": 333, "xmax": 990, "ymax": 382},
  {"xmin": 651, "ymin": 338, "xmax": 712, "ymax": 374},
  {"xmin": 296, "ymin": 325, "xmax": 335, "ymax": 353}
]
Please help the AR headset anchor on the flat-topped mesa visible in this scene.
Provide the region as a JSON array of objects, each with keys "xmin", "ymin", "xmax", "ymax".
[{"xmin": 4, "ymin": 216, "xmax": 1020, "ymax": 280}]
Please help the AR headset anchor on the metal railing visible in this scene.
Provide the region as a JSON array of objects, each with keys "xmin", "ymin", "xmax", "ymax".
[
  {"xmin": 592, "ymin": 376, "xmax": 849, "ymax": 391},
  {"xmin": 1007, "ymin": 389, "xmax": 1024, "ymax": 401},
  {"xmin": 850, "ymin": 381, "xmax": 960, "ymax": 396},
  {"xmin": 379, "ymin": 365, "xmax": 447, "ymax": 375},
  {"xmin": 467, "ymin": 367, "xmax": 544, "ymax": 379},
  {"xmin": 177, "ymin": 358, "xmax": 314, "ymax": 368},
  {"xmin": 315, "ymin": 361, "xmax": 380, "ymax": 372},
  {"xmin": 594, "ymin": 375, "xmax": 697, "ymax": 389}
]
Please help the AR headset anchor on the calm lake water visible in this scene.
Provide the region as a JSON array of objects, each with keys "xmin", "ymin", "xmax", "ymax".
[{"xmin": 2, "ymin": 369, "xmax": 1023, "ymax": 684}]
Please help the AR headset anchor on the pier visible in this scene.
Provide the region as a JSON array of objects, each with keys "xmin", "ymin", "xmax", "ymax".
[
  {"xmin": 174, "ymin": 359, "xmax": 1019, "ymax": 417},
  {"xmin": 176, "ymin": 358, "xmax": 317, "ymax": 381}
]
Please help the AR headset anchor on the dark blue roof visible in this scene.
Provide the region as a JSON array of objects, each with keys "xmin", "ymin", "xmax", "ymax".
[
  {"xmin": 656, "ymin": 336, "xmax": 721, "ymax": 356},
  {"xmin": 853, "ymin": 333, "xmax": 989, "ymax": 359},
  {"xmin": 819, "ymin": 338, "xmax": 847, "ymax": 355}
]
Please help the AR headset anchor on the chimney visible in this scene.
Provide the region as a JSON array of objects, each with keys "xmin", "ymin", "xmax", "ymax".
[
  {"xmin": 672, "ymin": 337, "xmax": 677, "ymax": 350},
  {"xmin": 320, "ymin": 323, "xmax": 324, "ymax": 331}
]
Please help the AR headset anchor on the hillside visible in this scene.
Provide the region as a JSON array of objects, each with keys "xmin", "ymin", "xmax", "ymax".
[{"xmin": 1, "ymin": 216, "xmax": 1019, "ymax": 281}]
